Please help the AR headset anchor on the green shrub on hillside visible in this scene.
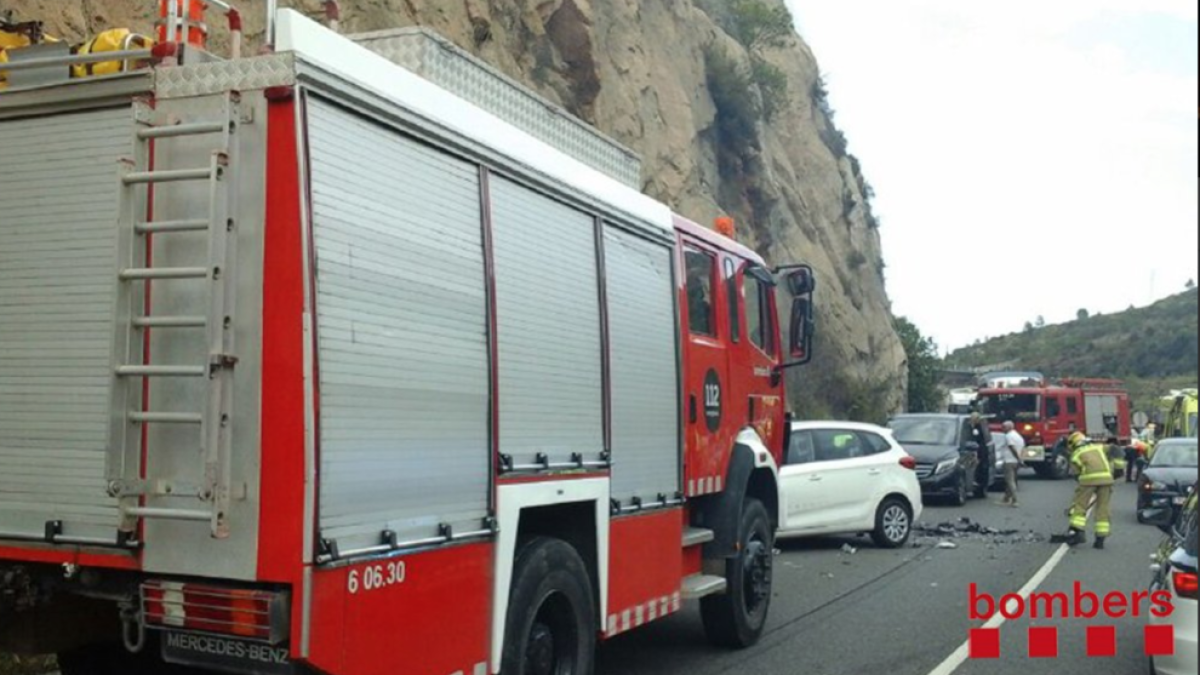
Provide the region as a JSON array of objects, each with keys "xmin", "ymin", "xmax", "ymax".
[
  {"xmin": 705, "ymin": 45, "xmax": 760, "ymax": 153},
  {"xmin": 751, "ymin": 56, "xmax": 789, "ymax": 121},
  {"xmin": 727, "ymin": 0, "xmax": 793, "ymax": 52},
  {"xmin": 703, "ymin": 1, "xmax": 792, "ymax": 124}
]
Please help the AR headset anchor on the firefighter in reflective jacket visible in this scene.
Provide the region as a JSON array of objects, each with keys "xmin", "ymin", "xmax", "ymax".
[{"xmin": 1065, "ymin": 431, "xmax": 1115, "ymax": 549}]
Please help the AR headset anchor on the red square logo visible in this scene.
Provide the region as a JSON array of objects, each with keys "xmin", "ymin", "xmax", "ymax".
[
  {"xmin": 970, "ymin": 628, "xmax": 1000, "ymax": 659},
  {"xmin": 1087, "ymin": 625, "xmax": 1117, "ymax": 657},
  {"xmin": 1145, "ymin": 625, "xmax": 1175, "ymax": 656},
  {"xmin": 1028, "ymin": 626, "xmax": 1058, "ymax": 658}
]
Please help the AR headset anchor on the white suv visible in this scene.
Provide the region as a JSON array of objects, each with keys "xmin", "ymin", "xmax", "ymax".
[{"xmin": 777, "ymin": 421, "xmax": 924, "ymax": 548}]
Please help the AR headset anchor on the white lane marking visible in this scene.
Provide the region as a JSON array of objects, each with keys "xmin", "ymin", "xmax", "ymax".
[{"xmin": 925, "ymin": 542, "xmax": 1071, "ymax": 675}]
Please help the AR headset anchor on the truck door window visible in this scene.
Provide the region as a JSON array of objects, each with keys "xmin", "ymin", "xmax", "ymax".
[
  {"xmin": 1066, "ymin": 397, "xmax": 1078, "ymax": 415},
  {"xmin": 685, "ymin": 249, "xmax": 716, "ymax": 336},
  {"xmin": 1045, "ymin": 397, "xmax": 1061, "ymax": 418},
  {"xmin": 724, "ymin": 257, "xmax": 739, "ymax": 343},
  {"xmin": 744, "ymin": 272, "xmax": 774, "ymax": 356}
]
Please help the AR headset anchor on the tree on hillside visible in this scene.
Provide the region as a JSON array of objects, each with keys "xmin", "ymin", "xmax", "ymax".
[
  {"xmin": 895, "ymin": 317, "xmax": 942, "ymax": 413},
  {"xmin": 1077, "ymin": 308, "xmax": 1090, "ymax": 320},
  {"xmin": 722, "ymin": 0, "xmax": 793, "ymax": 122},
  {"xmin": 728, "ymin": 0, "xmax": 793, "ymax": 52},
  {"xmin": 1187, "ymin": 279, "xmax": 1195, "ymax": 290},
  {"xmin": 1035, "ymin": 315, "xmax": 1045, "ymax": 328}
]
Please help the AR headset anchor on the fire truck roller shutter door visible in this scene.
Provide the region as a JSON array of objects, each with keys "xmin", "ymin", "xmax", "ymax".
[
  {"xmin": 0, "ymin": 107, "xmax": 133, "ymax": 542},
  {"xmin": 489, "ymin": 175, "xmax": 605, "ymax": 471},
  {"xmin": 306, "ymin": 97, "xmax": 491, "ymax": 553},
  {"xmin": 603, "ymin": 224, "xmax": 681, "ymax": 507},
  {"xmin": 1084, "ymin": 393, "xmax": 1117, "ymax": 437}
]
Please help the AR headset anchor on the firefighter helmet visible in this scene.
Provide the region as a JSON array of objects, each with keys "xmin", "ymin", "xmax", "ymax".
[{"xmin": 1067, "ymin": 431, "xmax": 1087, "ymax": 449}]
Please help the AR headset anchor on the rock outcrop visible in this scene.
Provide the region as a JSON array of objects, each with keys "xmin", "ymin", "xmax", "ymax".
[{"xmin": 28, "ymin": 0, "xmax": 908, "ymax": 417}]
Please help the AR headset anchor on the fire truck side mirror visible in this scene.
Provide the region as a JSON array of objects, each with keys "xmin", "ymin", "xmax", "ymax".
[
  {"xmin": 785, "ymin": 267, "xmax": 815, "ymax": 296},
  {"xmin": 773, "ymin": 264, "xmax": 816, "ymax": 372},
  {"xmin": 787, "ymin": 296, "xmax": 814, "ymax": 364}
]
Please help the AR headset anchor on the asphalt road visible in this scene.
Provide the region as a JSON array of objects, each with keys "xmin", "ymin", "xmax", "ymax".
[{"xmin": 596, "ymin": 472, "xmax": 1165, "ymax": 675}]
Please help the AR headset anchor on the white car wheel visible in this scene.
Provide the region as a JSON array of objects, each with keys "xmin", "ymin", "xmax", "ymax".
[{"xmin": 871, "ymin": 497, "xmax": 912, "ymax": 548}]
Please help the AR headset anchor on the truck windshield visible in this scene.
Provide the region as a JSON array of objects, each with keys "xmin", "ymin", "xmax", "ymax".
[
  {"xmin": 977, "ymin": 393, "xmax": 1041, "ymax": 422},
  {"xmin": 888, "ymin": 418, "xmax": 958, "ymax": 446}
]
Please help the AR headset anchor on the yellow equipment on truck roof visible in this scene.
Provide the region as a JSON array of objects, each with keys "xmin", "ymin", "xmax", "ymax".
[
  {"xmin": 70, "ymin": 28, "xmax": 155, "ymax": 78},
  {"xmin": 1, "ymin": 11, "xmax": 61, "ymax": 89}
]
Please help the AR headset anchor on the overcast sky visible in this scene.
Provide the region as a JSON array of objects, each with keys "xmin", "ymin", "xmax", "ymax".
[{"xmin": 785, "ymin": 0, "xmax": 1199, "ymax": 354}]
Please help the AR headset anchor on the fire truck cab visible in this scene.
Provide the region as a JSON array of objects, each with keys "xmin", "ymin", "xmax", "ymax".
[{"xmin": 0, "ymin": 5, "xmax": 817, "ymax": 674}]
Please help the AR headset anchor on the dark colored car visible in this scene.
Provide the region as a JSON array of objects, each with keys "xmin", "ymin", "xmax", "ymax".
[
  {"xmin": 887, "ymin": 413, "xmax": 996, "ymax": 506},
  {"xmin": 1138, "ymin": 438, "xmax": 1199, "ymax": 524}
]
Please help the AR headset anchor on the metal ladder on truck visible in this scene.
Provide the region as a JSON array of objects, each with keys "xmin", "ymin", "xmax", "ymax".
[{"xmin": 107, "ymin": 91, "xmax": 241, "ymax": 541}]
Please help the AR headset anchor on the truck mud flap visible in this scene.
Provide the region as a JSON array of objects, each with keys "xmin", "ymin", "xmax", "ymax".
[{"xmin": 160, "ymin": 631, "xmax": 295, "ymax": 675}]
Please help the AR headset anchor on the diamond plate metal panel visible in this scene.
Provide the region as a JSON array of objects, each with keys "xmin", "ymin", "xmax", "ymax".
[
  {"xmin": 351, "ymin": 27, "xmax": 642, "ymax": 189},
  {"xmin": 155, "ymin": 53, "xmax": 296, "ymax": 99}
]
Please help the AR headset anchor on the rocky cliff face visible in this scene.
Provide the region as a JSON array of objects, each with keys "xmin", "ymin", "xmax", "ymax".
[{"xmin": 29, "ymin": 0, "xmax": 907, "ymax": 418}]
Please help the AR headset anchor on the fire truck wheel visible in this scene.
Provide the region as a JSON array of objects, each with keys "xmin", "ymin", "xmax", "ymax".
[
  {"xmin": 700, "ymin": 498, "xmax": 772, "ymax": 649},
  {"xmin": 57, "ymin": 643, "xmax": 123, "ymax": 675},
  {"xmin": 1047, "ymin": 450, "xmax": 1070, "ymax": 480},
  {"xmin": 1035, "ymin": 441, "xmax": 1070, "ymax": 480},
  {"xmin": 501, "ymin": 537, "xmax": 596, "ymax": 675},
  {"xmin": 57, "ymin": 635, "xmax": 200, "ymax": 675}
]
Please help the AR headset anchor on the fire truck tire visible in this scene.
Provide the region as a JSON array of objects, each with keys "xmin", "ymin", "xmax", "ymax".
[
  {"xmin": 501, "ymin": 537, "xmax": 596, "ymax": 675},
  {"xmin": 700, "ymin": 498, "xmax": 772, "ymax": 649},
  {"xmin": 57, "ymin": 635, "xmax": 200, "ymax": 675},
  {"xmin": 57, "ymin": 644, "xmax": 123, "ymax": 675},
  {"xmin": 1036, "ymin": 444, "xmax": 1070, "ymax": 480}
]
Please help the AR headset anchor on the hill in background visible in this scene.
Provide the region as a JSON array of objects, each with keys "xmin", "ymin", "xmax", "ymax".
[{"xmin": 947, "ymin": 290, "xmax": 1198, "ymax": 413}]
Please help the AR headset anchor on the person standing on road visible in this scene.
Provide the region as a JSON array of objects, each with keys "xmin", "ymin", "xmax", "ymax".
[
  {"xmin": 1141, "ymin": 422, "xmax": 1159, "ymax": 461},
  {"xmin": 998, "ymin": 421, "xmax": 1025, "ymax": 506},
  {"xmin": 968, "ymin": 413, "xmax": 991, "ymax": 492},
  {"xmin": 1140, "ymin": 422, "xmax": 1157, "ymax": 443},
  {"xmin": 1064, "ymin": 431, "xmax": 1115, "ymax": 549},
  {"xmin": 1130, "ymin": 439, "xmax": 1150, "ymax": 482},
  {"xmin": 1124, "ymin": 439, "xmax": 1141, "ymax": 482}
]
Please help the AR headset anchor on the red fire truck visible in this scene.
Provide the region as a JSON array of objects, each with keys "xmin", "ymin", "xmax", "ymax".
[
  {"xmin": 0, "ymin": 5, "xmax": 819, "ymax": 674},
  {"xmin": 975, "ymin": 373, "xmax": 1131, "ymax": 479}
]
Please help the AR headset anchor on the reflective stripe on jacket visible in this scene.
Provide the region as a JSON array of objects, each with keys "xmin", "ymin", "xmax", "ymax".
[{"xmin": 1071, "ymin": 443, "xmax": 1114, "ymax": 486}]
